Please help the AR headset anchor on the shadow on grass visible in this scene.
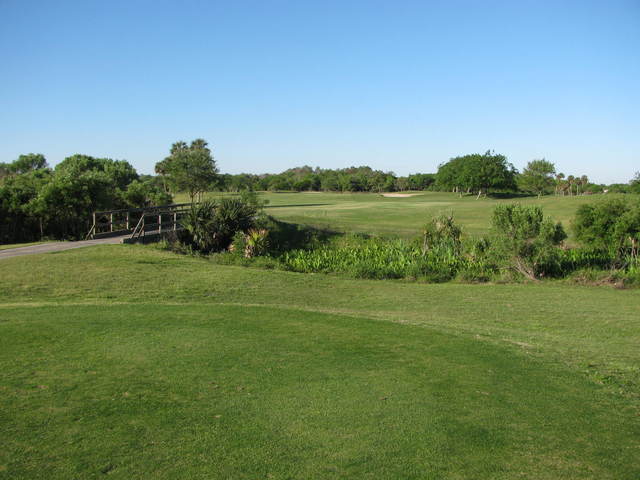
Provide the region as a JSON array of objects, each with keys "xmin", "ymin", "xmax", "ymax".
[
  {"xmin": 488, "ymin": 192, "xmax": 537, "ymax": 199},
  {"xmin": 445, "ymin": 192, "xmax": 535, "ymax": 200},
  {"xmin": 260, "ymin": 216, "xmax": 344, "ymax": 253}
]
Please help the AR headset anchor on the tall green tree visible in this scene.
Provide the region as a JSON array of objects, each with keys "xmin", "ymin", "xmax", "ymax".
[
  {"xmin": 0, "ymin": 167, "xmax": 51, "ymax": 242},
  {"xmin": 436, "ymin": 151, "xmax": 517, "ymax": 198},
  {"xmin": 156, "ymin": 139, "xmax": 218, "ymax": 202},
  {"xmin": 122, "ymin": 179, "xmax": 172, "ymax": 208},
  {"xmin": 554, "ymin": 173, "xmax": 565, "ymax": 195},
  {"xmin": 577, "ymin": 175, "xmax": 588, "ymax": 195},
  {"xmin": 9, "ymin": 153, "xmax": 48, "ymax": 174},
  {"xmin": 518, "ymin": 159, "xmax": 556, "ymax": 197},
  {"xmin": 567, "ymin": 175, "xmax": 576, "ymax": 196},
  {"xmin": 407, "ymin": 173, "xmax": 436, "ymax": 190}
]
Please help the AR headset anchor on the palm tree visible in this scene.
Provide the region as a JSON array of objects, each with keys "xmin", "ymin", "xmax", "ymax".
[
  {"xmin": 170, "ymin": 141, "xmax": 188, "ymax": 155},
  {"xmin": 567, "ymin": 175, "xmax": 575, "ymax": 196},
  {"xmin": 155, "ymin": 159, "xmax": 169, "ymax": 192},
  {"xmin": 580, "ymin": 175, "xmax": 589, "ymax": 194},
  {"xmin": 190, "ymin": 138, "xmax": 210, "ymax": 152},
  {"xmin": 555, "ymin": 173, "xmax": 565, "ymax": 195}
]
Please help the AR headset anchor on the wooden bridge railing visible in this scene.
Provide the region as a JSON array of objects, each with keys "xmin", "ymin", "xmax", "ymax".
[{"xmin": 85, "ymin": 203, "xmax": 192, "ymax": 241}]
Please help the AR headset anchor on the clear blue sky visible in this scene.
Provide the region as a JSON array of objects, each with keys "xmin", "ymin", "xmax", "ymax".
[{"xmin": 1, "ymin": 0, "xmax": 638, "ymax": 183}]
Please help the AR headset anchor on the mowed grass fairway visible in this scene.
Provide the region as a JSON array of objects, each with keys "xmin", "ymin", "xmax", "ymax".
[
  {"xmin": 197, "ymin": 191, "xmax": 604, "ymax": 239},
  {"xmin": 1, "ymin": 246, "xmax": 639, "ymax": 479}
]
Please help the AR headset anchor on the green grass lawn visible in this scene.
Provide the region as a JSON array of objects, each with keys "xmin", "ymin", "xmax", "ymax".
[
  {"xmin": 1, "ymin": 245, "xmax": 639, "ymax": 479},
  {"xmin": 189, "ymin": 191, "xmax": 618, "ymax": 241}
]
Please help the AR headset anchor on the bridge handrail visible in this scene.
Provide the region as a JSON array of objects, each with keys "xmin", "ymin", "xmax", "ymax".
[
  {"xmin": 93, "ymin": 203, "xmax": 192, "ymax": 216},
  {"xmin": 130, "ymin": 214, "xmax": 146, "ymax": 241},
  {"xmin": 87, "ymin": 202, "xmax": 193, "ymax": 240},
  {"xmin": 84, "ymin": 223, "xmax": 96, "ymax": 241}
]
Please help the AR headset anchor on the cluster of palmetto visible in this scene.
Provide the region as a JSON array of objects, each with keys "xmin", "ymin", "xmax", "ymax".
[
  {"xmin": 554, "ymin": 173, "xmax": 590, "ymax": 196},
  {"xmin": 180, "ymin": 198, "xmax": 258, "ymax": 254}
]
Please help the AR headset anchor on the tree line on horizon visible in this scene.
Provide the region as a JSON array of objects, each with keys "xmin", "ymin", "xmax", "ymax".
[
  {"xmin": 214, "ymin": 151, "xmax": 636, "ymax": 198},
  {"xmin": 1, "ymin": 139, "xmax": 639, "ymax": 243}
]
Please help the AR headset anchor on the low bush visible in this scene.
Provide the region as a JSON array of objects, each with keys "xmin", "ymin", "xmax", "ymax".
[
  {"xmin": 559, "ymin": 248, "xmax": 613, "ymax": 272},
  {"xmin": 281, "ymin": 232, "xmax": 475, "ymax": 282},
  {"xmin": 573, "ymin": 197, "xmax": 640, "ymax": 263},
  {"xmin": 229, "ymin": 228, "xmax": 270, "ymax": 258},
  {"xmin": 181, "ymin": 198, "xmax": 257, "ymax": 253},
  {"xmin": 566, "ymin": 268, "xmax": 640, "ymax": 288},
  {"xmin": 421, "ymin": 213, "xmax": 462, "ymax": 255},
  {"xmin": 282, "ymin": 237, "xmax": 414, "ymax": 279},
  {"xmin": 490, "ymin": 204, "xmax": 566, "ymax": 280}
]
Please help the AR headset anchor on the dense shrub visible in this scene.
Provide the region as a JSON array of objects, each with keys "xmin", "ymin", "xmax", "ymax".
[
  {"xmin": 421, "ymin": 213, "xmax": 462, "ymax": 254},
  {"xmin": 573, "ymin": 198, "xmax": 640, "ymax": 257},
  {"xmin": 122, "ymin": 179, "xmax": 172, "ymax": 208},
  {"xmin": 490, "ymin": 204, "xmax": 566, "ymax": 279},
  {"xmin": 456, "ymin": 237, "xmax": 496, "ymax": 282},
  {"xmin": 181, "ymin": 200, "xmax": 219, "ymax": 253},
  {"xmin": 230, "ymin": 228, "xmax": 270, "ymax": 258},
  {"xmin": 181, "ymin": 198, "xmax": 257, "ymax": 253},
  {"xmin": 0, "ymin": 168, "xmax": 51, "ymax": 242}
]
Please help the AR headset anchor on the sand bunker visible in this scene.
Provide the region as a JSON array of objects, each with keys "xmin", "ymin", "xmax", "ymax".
[{"xmin": 381, "ymin": 193, "xmax": 423, "ymax": 198}]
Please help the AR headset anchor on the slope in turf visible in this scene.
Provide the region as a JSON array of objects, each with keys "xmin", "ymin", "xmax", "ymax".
[
  {"xmin": 1, "ymin": 304, "xmax": 638, "ymax": 479},
  {"xmin": 1, "ymin": 246, "xmax": 639, "ymax": 479}
]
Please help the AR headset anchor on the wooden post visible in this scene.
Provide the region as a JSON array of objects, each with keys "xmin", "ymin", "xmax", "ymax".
[
  {"xmin": 126, "ymin": 212, "xmax": 130, "ymax": 230},
  {"xmin": 110, "ymin": 213, "xmax": 114, "ymax": 232},
  {"xmin": 158, "ymin": 213, "xmax": 162, "ymax": 234},
  {"xmin": 173, "ymin": 212, "xmax": 177, "ymax": 231}
]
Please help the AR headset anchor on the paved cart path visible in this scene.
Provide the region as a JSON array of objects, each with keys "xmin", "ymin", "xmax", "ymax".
[{"xmin": 0, "ymin": 236, "xmax": 129, "ymax": 260}]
